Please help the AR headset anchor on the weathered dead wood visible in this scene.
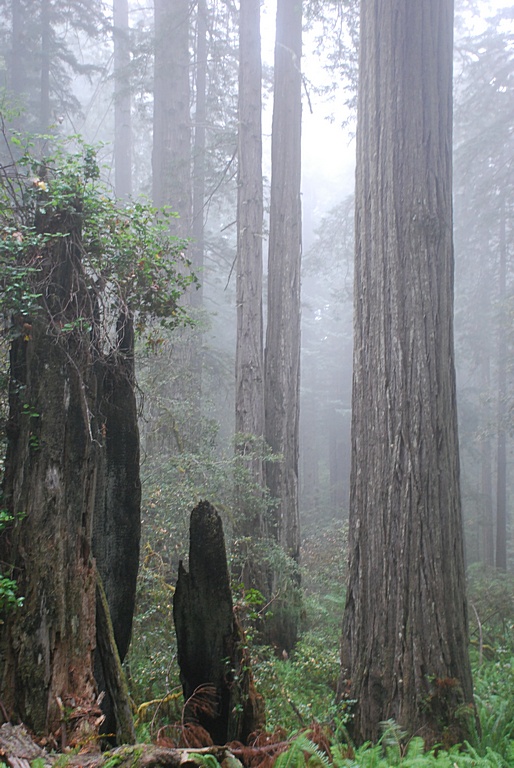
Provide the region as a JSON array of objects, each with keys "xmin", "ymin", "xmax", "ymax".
[
  {"xmin": 0, "ymin": 724, "xmax": 52, "ymax": 768},
  {"xmin": 95, "ymin": 571, "xmax": 136, "ymax": 745},
  {"xmin": 173, "ymin": 501, "xmax": 264, "ymax": 745},
  {"xmin": 0, "ymin": 726, "xmax": 243, "ymax": 768}
]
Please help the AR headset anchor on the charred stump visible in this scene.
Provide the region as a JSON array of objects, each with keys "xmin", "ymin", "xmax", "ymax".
[
  {"xmin": 93, "ymin": 312, "xmax": 140, "ymax": 742},
  {"xmin": 0, "ymin": 206, "xmax": 99, "ymax": 735},
  {"xmin": 173, "ymin": 501, "xmax": 264, "ymax": 745},
  {"xmin": 0, "ymin": 204, "xmax": 138, "ymax": 743}
]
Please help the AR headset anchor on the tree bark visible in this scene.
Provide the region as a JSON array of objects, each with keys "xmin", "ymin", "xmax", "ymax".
[
  {"xmin": 173, "ymin": 501, "xmax": 264, "ymax": 745},
  {"xmin": 263, "ymin": 0, "xmax": 302, "ymax": 653},
  {"xmin": 10, "ymin": 0, "xmax": 25, "ymax": 103},
  {"xmin": 0, "ymin": 724, "xmax": 243, "ymax": 768},
  {"xmin": 113, "ymin": 0, "xmax": 132, "ymax": 199},
  {"xmin": 235, "ymin": 0, "xmax": 265, "ymax": 539},
  {"xmin": 95, "ymin": 572, "xmax": 136, "ymax": 745},
  {"xmin": 340, "ymin": 0, "xmax": 474, "ymax": 746},
  {"xmin": 495, "ymin": 195, "xmax": 507, "ymax": 571},
  {"xmin": 0, "ymin": 208, "xmax": 98, "ymax": 735},
  {"xmin": 93, "ymin": 313, "xmax": 141, "ymax": 740},
  {"xmin": 479, "ymin": 343, "xmax": 494, "ymax": 567},
  {"xmin": 152, "ymin": 0, "xmax": 192, "ymax": 234},
  {"xmin": 265, "ymin": 0, "xmax": 302, "ymax": 563},
  {"xmin": 0, "ymin": 204, "xmax": 140, "ymax": 741},
  {"xmin": 40, "ymin": 0, "xmax": 51, "ymax": 132},
  {"xmin": 192, "ymin": 0, "xmax": 207, "ymax": 309}
]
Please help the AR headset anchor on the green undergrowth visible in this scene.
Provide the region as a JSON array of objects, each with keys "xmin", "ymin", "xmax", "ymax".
[
  {"xmin": 127, "ymin": 502, "xmax": 514, "ymax": 765},
  {"xmin": 299, "ymin": 733, "xmax": 508, "ymax": 768}
]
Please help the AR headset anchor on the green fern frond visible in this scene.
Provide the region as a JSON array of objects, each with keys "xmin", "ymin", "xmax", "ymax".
[
  {"xmin": 189, "ymin": 754, "xmax": 221, "ymax": 768},
  {"xmin": 273, "ymin": 733, "xmax": 331, "ymax": 768},
  {"xmin": 403, "ymin": 737, "xmax": 425, "ymax": 760}
]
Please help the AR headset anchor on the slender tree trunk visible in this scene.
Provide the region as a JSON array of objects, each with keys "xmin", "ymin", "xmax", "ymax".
[
  {"xmin": 192, "ymin": 0, "xmax": 207, "ymax": 309},
  {"xmin": 479, "ymin": 327, "xmax": 494, "ymax": 566},
  {"xmin": 152, "ymin": 0, "xmax": 197, "ymax": 450},
  {"xmin": 40, "ymin": 0, "xmax": 51, "ymax": 132},
  {"xmin": 113, "ymin": 0, "xmax": 132, "ymax": 199},
  {"xmin": 235, "ymin": 0, "xmax": 265, "ymax": 538},
  {"xmin": 152, "ymin": 0, "xmax": 191, "ymax": 234},
  {"xmin": 93, "ymin": 314, "xmax": 141, "ymax": 740},
  {"xmin": 300, "ymin": 347, "xmax": 319, "ymax": 518},
  {"xmin": 264, "ymin": 0, "xmax": 302, "ymax": 562},
  {"xmin": 495, "ymin": 196, "xmax": 507, "ymax": 570},
  {"xmin": 340, "ymin": 0, "xmax": 474, "ymax": 745},
  {"xmin": 480, "ymin": 382, "xmax": 495, "ymax": 567},
  {"xmin": 10, "ymin": 0, "xmax": 24, "ymax": 98}
]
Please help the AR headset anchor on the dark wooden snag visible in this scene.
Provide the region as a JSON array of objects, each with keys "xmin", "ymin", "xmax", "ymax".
[
  {"xmin": 93, "ymin": 312, "xmax": 141, "ymax": 742},
  {"xmin": 173, "ymin": 501, "xmax": 264, "ymax": 745}
]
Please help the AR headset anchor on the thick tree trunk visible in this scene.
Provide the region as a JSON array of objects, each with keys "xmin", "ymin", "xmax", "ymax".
[
  {"xmin": 0, "ymin": 205, "xmax": 141, "ymax": 741},
  {"xmin": 263, "ymin": 0, "xmax": 302, "ymax": 653},
  {"xmin": 173, "ymin": 501, "xmax": 264, "ymax": 745},
  {"xmin": 0, "ymin": 209, "xmax": 98, "ymax": 735},
  {"xmin": 340, "ymin": 0, "xmax": 474, "ymax": 746},
  {"xmin": 235, "ymin": 0, "xmax": 265, "ymax": 540},
  {"xmin": 113, "ymin": 0, "xmax": 132, "ymax": 199},
  {"xmin": 265, "ymin": 0, "xmax": 302, "ymax": 563}
]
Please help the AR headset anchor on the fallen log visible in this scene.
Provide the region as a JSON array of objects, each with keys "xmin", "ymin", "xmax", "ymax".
[{"xmin": 0, "ymin": 725, "xmax": 244, "ymax": 768}]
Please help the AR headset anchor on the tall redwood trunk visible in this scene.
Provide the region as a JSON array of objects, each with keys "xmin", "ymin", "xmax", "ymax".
[
  {"xmin": 113, "ymin": 0, "xmax": 132, "ymax": 199},
  {"xmin": 192, "ymin": 0, "xmax": 207, "ymax": 309},
  {"xmin": 263, "ymin": 0, "xmax": 302, "ymax": 653},
  {"xmin": 340, "ymin": 0, "xmax": 474, "ymax": 745},
  {"xmin": 495, "ymin": 196, "xmax": 507, "ymax": 570},
  {"xmin": 235, "ymin": 0, "xmax": 265, "ymax": 537},
  {"xmin": 40, "ymin": 0, "xmax": 51, "ymax": 132},
  {"xmin": 10, "ymin": 0, "xmax": 24, "ymax": 100},
  {"xmin": 264, "ymin": 0, "xmax": 302, "ymax": 561},
  {"xmin": 152, "ymin": 0, "xmax": 191, "ymax": 233}
]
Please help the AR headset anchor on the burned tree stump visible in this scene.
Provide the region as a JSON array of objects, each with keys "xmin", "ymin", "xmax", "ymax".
[{"xmin": 173, "ymin": 501, "xmax": 264, "ymax": 745}]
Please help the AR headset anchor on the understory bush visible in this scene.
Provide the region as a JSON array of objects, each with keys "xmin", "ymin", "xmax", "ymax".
[{"xmin": 127, "ymin": 471, "xmax": 514, "ymax": 764}]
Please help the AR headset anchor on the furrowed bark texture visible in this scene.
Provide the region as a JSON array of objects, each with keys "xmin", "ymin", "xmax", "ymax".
[
  {"xmin": 265, "ymin": 0, "xmax": 302, "ymax": 561},
  {"xmin": 93, "ymin": 314, "xmax": 141, "ymax": 740},
  {"xmin": 340, "ymin": 0, "xmax": 474, "ymax": 745},
  {"xmin": 0, "ymin": 207, "xmax": 141, "ymax": 740},
  {"xmin": 173, "ymin": 501, "xmax": 264, "ymax": 745},
  {"xmin": 0, "ymin": 210, "xmax": 97, "ymax": 734},
  {"xmin": 235, "ymin": 0, "xmax": 265, "ymax": 537},
  {"xmin": 263, "ymin": 0, "xmax": 303, "ymax": 653}
]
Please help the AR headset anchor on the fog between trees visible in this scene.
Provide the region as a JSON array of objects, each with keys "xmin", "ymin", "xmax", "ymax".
[{"xmin": 0, "ymin": 0, "xmax": 512, "ymax": 753}]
